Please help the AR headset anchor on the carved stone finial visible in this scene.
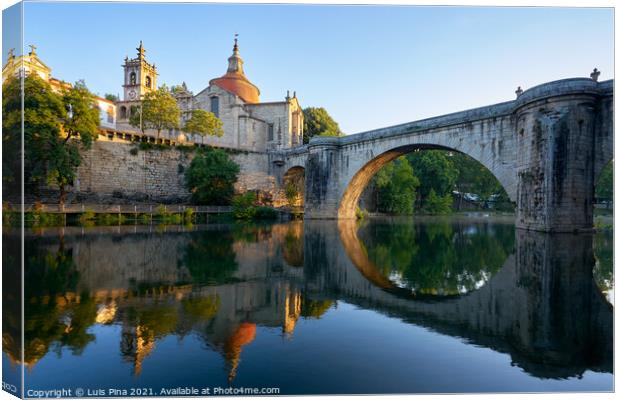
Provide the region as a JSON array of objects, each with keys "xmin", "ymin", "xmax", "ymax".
[
  {"xmin": 515, "ymin": 86, "xmax": 523, "ymax": 98},
  {"xmin": 590, "ymin": 68, "xmax": 600, "ymax": 82},
  {"xmin": 286, "ymin": 90, "xmax": 290, "ymax": 100},
  {"xmin": 136, "ymin": 41, "xmax": 145, "ymax": 59},
  {"xmin": 293, "ymin": 91, "xmax": 296, "ymax": 98}
]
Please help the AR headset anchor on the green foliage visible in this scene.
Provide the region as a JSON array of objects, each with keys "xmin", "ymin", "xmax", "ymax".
[
  {"xmin": 185, "ymin": 147, "xmax": 240, "ymax": 205},
  {"xmin": 451, "ymin": 152, "xmax": 501, "ymax": 201},
  {"xmin": 593, "ymin": 231, "xmax": 614, "ymax": 297},
  {"xmin": 3, "ymin": 75, "xmax": 99, "ymax": 204},
  {"xmin": 78, "ymin": 211, "xmax": 96, "ymax": 226},
  {"xmin": 129, "ymin": 147, "xmax": 139, "ymax": 156},
  {"xmin": 424, "ymin": 188, "xmax": 453, "ymax": 214},
  {"xmin": 285, "ymin": 182, "xmax": 299, "ymax": 205},
  {"xmin": 300, "ymin": 298, "xmax": 334, "ymax": 319},
  {"xmin": 360, "ymin": 220, "xmax": 515, "ymax": 296},
  {"xmin": 407, "ymin": 150, "xmax": 458, "ymax": 200},
  {"xmin": 183, "ymin": 228, "xmax": 239, "ymax": 284},
  {"xmin": 129, "ymin": 85, "xmax": 180, "ymax": 139},
  {"xmin": 596, "ymin": 161, "xmax": 613, "ymax": 201},
  {"xmin": 184, "ymin": 207, "xmax": 195, "ymax": 223},
  {"xmin": 95, "ymin": 213, "xmax": 126, "ymax": 225},
  {"xmin": 232, "ymin": 192, "xmax": 278, "ymax": 220},
  {"xmin": 104, "ymin": 93, "xmax": 119, "ymax": 102},
  {"xmin": 373, "ymin": 157, "xmax": 419, "ymax": 214},
  {"xmin": 154, "ymin": 204, "xmax": 182, "ymax": 224},
  {"xmin": 183, "ymin": 109, "xmax": 223, "ymax": 137},
  {"xmin": 25, "ymin": 211, "xmax": 65, "ymax": 227},
  {"xmin": 302, "ymin": 107, "xmax": 343, "ymax": 143},
  {"xmin": 355, "ymin": 207, "xmax": 369, "ymax": 220}
]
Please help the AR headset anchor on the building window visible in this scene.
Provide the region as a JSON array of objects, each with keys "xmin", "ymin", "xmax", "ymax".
[
  {"xmin": 145, "ymin": 76, "xmax": 151, "ymax": 88},
  {"xmin": 268, "ymin": 124, "xmax": 274, "ymax": 141},
  {"xmin": 130, "ymin": 72, "xmax": 136, "ymax": 85},
  {"xmin": 210, "ymin": 96, "xmax": 219, "ymax": 118},
  {"xmin": 107, "ymin": 106, "xmax": 114, "ymax": 123},
  {"xmin": 120, "ymin": 106, "xmax": 127, "ymax": 119}
]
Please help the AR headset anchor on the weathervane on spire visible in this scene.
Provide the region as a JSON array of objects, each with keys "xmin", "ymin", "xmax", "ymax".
[{"xmin": 233, "ymin": 33, "xmax": 239, "ymax": 51}]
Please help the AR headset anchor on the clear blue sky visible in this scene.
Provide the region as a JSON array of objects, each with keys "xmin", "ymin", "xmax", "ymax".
[{"xmin": 4, "ymin": 2, "xmax": 615, "ymax": 133}]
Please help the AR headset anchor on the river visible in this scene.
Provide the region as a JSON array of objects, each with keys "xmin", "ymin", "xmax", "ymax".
[{"xmin": 2, "ymin": 216, "xmax": 613, "ymax": 395}]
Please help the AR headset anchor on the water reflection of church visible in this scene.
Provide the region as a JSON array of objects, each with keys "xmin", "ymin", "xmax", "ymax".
[{"xmin": 6, "ymin": 223, "xmax": 310, "ymax": 382}]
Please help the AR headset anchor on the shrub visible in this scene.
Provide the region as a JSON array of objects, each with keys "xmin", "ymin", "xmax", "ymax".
[
  {"xmin": 232, "ymin": 192, "xmax": 277, "ymax": 220},
  {"xmin": 424, "ymin": 189, "xmax": 453, "ymax": 214},
  {"xmin": 254, "ymin": 206, "xmax": 278, "ymax": 219},
  {"xmin": 185, "ymin": 147, "xmax": 240, "ymax": 205},
  {"xmin": 183, "ymin": 207, "xmax": 195, "ymax": 223},
  {"xmin": 285, "ymin": 183, "xmax": 298, "ymax": 206},
  {"xmin": 232, "ymin": 192, "xmax": 257, "ymax": 219},
  {"xmin": 78, "ymin": 211, "xmax": 96, "ymax": 226},
  {"xmin": 129, "ymin": 147, "xmax": 139, "ymax": 156},
  {"xmin": 355, "ymin": 207, "xmax": 368, "ymax": 220}
]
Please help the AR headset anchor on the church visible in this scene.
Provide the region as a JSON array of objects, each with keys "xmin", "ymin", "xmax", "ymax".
[
  {"xmin": 2, "ymin": 38, "xmax": 304, "ymax": 153},
  {"xmin": 115, "ymin": 39, "xmax": 304, "ymax": 152}
]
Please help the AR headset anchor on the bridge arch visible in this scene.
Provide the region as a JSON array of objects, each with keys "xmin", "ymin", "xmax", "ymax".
[
  {"xmin": 283, "ymin": 166, "xmax": 305, "ymax": 207},
  {"xmin": 338, "ymin": 143, "xmax": 515, "ymax": 219}
]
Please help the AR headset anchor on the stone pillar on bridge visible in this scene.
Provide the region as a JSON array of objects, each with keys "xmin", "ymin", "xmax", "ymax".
[
  {"xmin": 515, "ymin": 86, "xmax": 601, "ymax": 232},
  {"xmin": 304, "ymin": 140, "xmax": 341, "ymax": 219}
]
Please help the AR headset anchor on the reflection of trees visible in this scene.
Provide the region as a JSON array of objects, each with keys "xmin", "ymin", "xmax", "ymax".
[
  {"xmin": 183, "ymin": 228, "xmax": 239, "ymax": 284},
  {"xmin": 300, "ymin": 297, "xmax": 334, "ymax": 319},
  {"xmin": 16, "ymin": 237, "xmax": 98, "ymax": 366},
  {"xmin": 593, "ymin": 231, "xmax": 613, "ymax": 300},
  {"xmin": 360, "ymin": 220, "xmax": 515, "ymax": 295},
  {"xmin": 283, "ymin": 222, "xmax": 304, "ymax": 267}
]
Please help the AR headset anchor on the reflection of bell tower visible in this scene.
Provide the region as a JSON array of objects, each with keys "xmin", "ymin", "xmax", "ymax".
[{"xmin": 122, "ymin": 41, "xmax": 157, "ymax": 102}]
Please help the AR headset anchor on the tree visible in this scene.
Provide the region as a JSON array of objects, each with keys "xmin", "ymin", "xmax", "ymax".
[
  {"xmin": 2, "ymin": 75, "xmax": 99, "ymax": 205},
  {"xmin": 407, "ymin": 150, "xmax": 458, "ymax": 203},
  {"xmin": 424, "ymin": 188, "xmax": 453, "ymax": 214},
  {"xmin": 104, "ymin": 93, "xmax": 119, "ymax": 102},
  {"xmin": 185, "ymin": 147, "xmax": 240, "ymax": 205},
  {"xmin": 596, "ymin": 161, "xmax": 613, "ymax": 202},
  {"xmin": 302, "ymin": 107, "xmax": 343, "ymax": 143},
  {"xmin": 451, "ymin": 152, "xmax": 503, "ymax": 201},
  {"xmin": 129, "ymin": 85, "xmax": 180, "ymax": 139},
  {"xmin": 373, "ymin": 157, "xmax": 420, "ymax": 214},
  {"xmin": 183, "ymin": 109, "xmax": 223, "ymax": 137}
]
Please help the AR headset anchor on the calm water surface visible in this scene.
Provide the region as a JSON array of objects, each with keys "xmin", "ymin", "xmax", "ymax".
[{"xmin": 3, "ymin": 217, "xmax": 613, "ymax": 395}]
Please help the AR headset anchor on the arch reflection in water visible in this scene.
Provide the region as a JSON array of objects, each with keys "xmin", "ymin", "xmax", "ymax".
[{"xmin": 2, "ymin": 218, "xmax": 612, "ymax": 394}]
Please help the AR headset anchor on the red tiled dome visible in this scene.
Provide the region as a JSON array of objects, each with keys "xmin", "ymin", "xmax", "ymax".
[{"xmin": 210, "ymin": 39, "xmax": 260, "ymax": 104}]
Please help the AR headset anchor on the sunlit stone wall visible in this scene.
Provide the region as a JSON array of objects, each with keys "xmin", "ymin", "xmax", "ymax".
[{"xmin": 71, "ymin": 140, "xmax": 285, "ymax": 204}]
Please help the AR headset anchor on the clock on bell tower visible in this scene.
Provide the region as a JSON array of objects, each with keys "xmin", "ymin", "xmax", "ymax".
[{"xmin": 122, "ymin": 41, "xmax": 157, "ymax": 101}]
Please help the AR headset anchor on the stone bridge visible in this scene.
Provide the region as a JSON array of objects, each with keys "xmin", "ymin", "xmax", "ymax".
[{"xmin": 272, "ymin": 78, "xmax": 614, "ymax": 232}]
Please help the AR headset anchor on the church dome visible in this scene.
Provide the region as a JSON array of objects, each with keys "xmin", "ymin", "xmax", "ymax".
[{"xmin": 210, "ymin": 38, "xmax": 260, "ymax": 103}]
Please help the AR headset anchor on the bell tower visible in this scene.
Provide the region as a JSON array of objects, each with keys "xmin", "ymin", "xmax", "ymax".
[{"xmin": 122, "ymin": 41, "xmax": 157, "ymax": 101}]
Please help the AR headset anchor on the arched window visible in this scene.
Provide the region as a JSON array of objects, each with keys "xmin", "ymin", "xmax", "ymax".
[
  {"xmin": 120, "ymin": 106, "xmax": 127, "ymax": 119},
  {"xmin": 145, "ymin": 76, "xmax": 151, "ymax": 88},
  {"xmin": 210, "ymin": 96, "xmax": 219, "ymax": 118},
  {"xmin": 130, "ymin": 72, "xmax": 136, "ymax": 85}
]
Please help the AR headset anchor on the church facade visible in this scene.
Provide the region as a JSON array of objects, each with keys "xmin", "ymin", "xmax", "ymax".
[{"xmin": 115, "ymin": 39, "xmax": 304, "ymax": 152}]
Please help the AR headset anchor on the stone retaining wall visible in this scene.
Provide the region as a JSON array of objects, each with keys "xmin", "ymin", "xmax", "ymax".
[{"xmin": 70, "ymin": 140, "xmax": 286, "ymax": 205}]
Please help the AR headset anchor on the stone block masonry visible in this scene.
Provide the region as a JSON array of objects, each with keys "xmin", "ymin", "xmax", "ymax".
[{"xmin": 72, "ymin": 140, "xmax": 286, "ymax": 205}]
